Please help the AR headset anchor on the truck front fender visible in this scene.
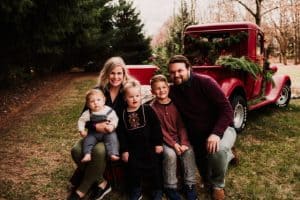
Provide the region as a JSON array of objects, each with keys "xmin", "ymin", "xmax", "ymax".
[{"xmin": 265, "ymin": 74, "xmax": 291, "ymax": 101}]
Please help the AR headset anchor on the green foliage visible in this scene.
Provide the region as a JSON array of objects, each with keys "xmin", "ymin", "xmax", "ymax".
[
  {"xmin": 151, "ymin": 0, "xmax": 197, "ymax": 77},
  {"xmin": 184, "ymin": 31, "xmax": 248, "ymax": 65},
  {"xmin": 216, "ymin": 56, "xmax": 274, "ymax": 85},
  {"xmin": 111, "ymin": 0, "xmax": 151, "ymax": 64},
  {"xmin": 0, "ymin": 0, "xmax": 97, "ymax": 82},
  {"xmin": 0, "ymin": 0, "xmax": 151, "ymax": 85},
  {"xmin": 216, "ymin": 56, "xmax": 262, "ymax": 78},
  {"xmin": 167, "ymin": 0, "xmax": 197, "ymax": 54},
  {"xmin": 64, "ymin": 0, "xmax": 115, "ymax": 65}
]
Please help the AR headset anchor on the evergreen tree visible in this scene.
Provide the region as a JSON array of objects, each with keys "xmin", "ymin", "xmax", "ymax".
[
  {"xmin": 152, "ymin": 0, "xmax": 197, "ymax": 76},
  {"xmin": 112, "ymin": 0, "xmax": 151, "ymax": 64},
  {"xmin": 63, "ymin": 0, "xmax": 114, "ymax": 68},
  {"xmin": 0, "ymin": 0, "xmax": 84, "ymax": 79},
  {"xmin": 0, "ymin": 0, "xmax": 151, "ymax": 85},
  {"xmin": 0, "ymin": 0, "xmax": 115, "ymax": 82},
  {"xmin": 166, "ymin": 0, "xmax": 197, "ymax": 55}
]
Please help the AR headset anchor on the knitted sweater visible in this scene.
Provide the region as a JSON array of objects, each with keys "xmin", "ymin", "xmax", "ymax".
[
  {"xmin": 169, "ymin": 72, "xmax": 233, "ymax": 141},
  {"xmin": 151, "ymin": 100, "xmax": 190, "ymax": 147}
]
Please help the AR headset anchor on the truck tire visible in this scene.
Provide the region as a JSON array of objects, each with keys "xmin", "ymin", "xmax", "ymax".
[
  {"xmin": 230, "ymin": 95, "xmax": 247, "ymax": 133},
  {"xmin": 275, "ymin": 84, "xmax": 291, "ymax": 107}
]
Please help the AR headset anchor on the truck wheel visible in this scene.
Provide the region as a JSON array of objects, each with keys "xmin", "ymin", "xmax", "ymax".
[
  {"xmin": 276, "ymin": 84, "xmax": 291, "ymax": 107},
  {"xmin": 230, "ymin": 95, "xmax": 247, "ymax": 133}
]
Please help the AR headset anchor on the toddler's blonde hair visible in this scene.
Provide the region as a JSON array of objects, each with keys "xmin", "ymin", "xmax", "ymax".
[
  {"xmin": 85, "ymin": 89, "xmax": 105, "ymax": 103},
  {"xmin": 123, "ymin": 79, "xmax": 141, "ymax": 95}
]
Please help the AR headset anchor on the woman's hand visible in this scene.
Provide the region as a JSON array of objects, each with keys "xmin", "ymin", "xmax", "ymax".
[
  {"xmin": 104, "ymin": 122, "xmax": 114, "ymax": 133},
  {"xmin": 122, "ymin": 152, "xmax": 129, "ymax": 162},
  {"xmin": 155, "ymin": 145, "xmax": 163, "ymax": 154},
  {"xmin": 95, "ymin": 122, "xmax": 110, "ymax": 133}
]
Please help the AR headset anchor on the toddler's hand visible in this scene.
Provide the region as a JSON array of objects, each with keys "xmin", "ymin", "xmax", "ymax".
[
  {"xmin": 179, "ymin": 145, "xmax": 189, "ymax": 153},
  {"xmin": 155, "ymin": 145, "xmax": 163, "ymax": 154},
  {"xmin": 122, "ymin": 152, "xmax": 129, "ymax": 162},
  {"xmin": 174, "ymin": 143, "xmax": 182, "ymax": 155},
  {"xmin": 79, "ymin": 130, "xmax": 87, "ymax": 138}
]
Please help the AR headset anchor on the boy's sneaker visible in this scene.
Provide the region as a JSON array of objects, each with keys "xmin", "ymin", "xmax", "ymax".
[
  {"xmin": 152, "ymin": 190, "xmax": 163, "ymax": 200},
  {"xmin": 164, "ymin": 188, "xmax": 181, "ymax": 200},
  {"xmin": 90, "ymin": 182, "xmax": 112, "ymax": 200},
  {"xmin": 129, "ymin": 187, "xmax": 142, "ymax": 200},
  {"xmin": 212, "ymin": 188, "xmax": 225, "ymax": 200},
  {"xmin": 184, "ymin": 185, "xmax": 198, "ymax": 200}
]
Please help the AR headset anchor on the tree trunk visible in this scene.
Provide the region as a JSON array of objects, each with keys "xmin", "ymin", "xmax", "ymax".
[
  {"xmin": 279, "ymin": 54, "xmax": 282, "ymax": 63},
  {"xmin": 282, "ymin": 53, "xmax": 287, "ymax": 65},
  {"xmin": 255, "ymin": 0, "xmax": 261, "ymax": 26},
  {"xmin": 295, "ymin": 1, "xmax": 300, "ymax": 64}
]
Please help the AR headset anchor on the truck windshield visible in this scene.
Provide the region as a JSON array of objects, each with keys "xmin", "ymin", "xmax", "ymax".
[{"xmin": 184, "ymin": 31, "xmax": 248, "ymax": 65}]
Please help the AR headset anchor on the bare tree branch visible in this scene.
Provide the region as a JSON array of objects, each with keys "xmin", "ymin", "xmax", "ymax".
[
  {"xmin": 233, "ymin": 0, "xmax": 256, "ymax": 17},
  {"xmin": 262, "ymin": 6, "xmax": 279, "ymax": 16}
]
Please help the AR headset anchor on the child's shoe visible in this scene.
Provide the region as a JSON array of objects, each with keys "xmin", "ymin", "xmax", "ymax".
[
  {"xmin": 164, "ymin": 188, "xmax": 181, "ymax": 200},
  {"xmin": 152, "ymin": 190, "xmax": 163, "ymax": 200},
  {"xmin": 211, "ymin": 188, "xmax": 225, "ymax": 200},
  {"xmin": 184, "ymin": 184, "xmax": 198, "ymax": 200},
  {"xmin": 129, "ymin": 187, "xmax": 142, "ymax": 200}
]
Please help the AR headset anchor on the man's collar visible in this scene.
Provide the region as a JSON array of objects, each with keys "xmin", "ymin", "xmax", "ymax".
[{"xmin": 177, "ymin": 72, "xmax": 193, "ymax": 90}]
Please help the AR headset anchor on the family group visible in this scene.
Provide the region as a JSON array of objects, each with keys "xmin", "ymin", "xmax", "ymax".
[{"xmin": 68, "ymin": 55, "xmax": 237, "ymax": 200}]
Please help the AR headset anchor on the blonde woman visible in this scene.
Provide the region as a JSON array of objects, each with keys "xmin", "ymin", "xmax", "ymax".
[{"xmin": 69, "ymin": 57, "xmax": 133, "ymax": 200}]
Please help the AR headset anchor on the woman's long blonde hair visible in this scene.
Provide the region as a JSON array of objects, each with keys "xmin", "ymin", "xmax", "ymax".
[{"xmin": 97, "ymin": 57, "xmax": 132, "ymax": 90}]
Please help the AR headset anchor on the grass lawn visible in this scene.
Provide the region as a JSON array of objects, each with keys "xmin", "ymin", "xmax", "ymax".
[{"xmin": 0, "ymin": 77, "xmax": 299, "ymax": 200}]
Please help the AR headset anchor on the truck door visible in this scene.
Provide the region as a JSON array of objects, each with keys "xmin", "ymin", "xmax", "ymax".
[{"xmin": 251, "ymin": 32, "xmax": 265, "ymax": 97}]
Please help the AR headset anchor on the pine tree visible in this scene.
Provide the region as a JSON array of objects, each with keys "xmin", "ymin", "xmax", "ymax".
[
  {"xmin": 111, "ymin": 0, "xmax": 151, "ymax": 64},
  {"xmin": 63, "ymin": 0, "xmax": 115, "ymax": 68}
]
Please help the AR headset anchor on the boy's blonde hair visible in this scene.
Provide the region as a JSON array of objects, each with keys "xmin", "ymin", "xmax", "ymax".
[
  {"xmin": 85, "ymin": 89, "xmax": 105, "ymax": 103},
  {"xmin": 97, "ymin": 56, "xmax": 132, "ymax": 90},
  {"xmin": 150, "ymin": 74, "xmax": 169, "ymax": 88},
  {"xmin": 123, "ymin": 79, "xmax": 141, "ymax": 95}
]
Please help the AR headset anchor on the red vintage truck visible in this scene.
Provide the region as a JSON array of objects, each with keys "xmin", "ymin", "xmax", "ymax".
[
  {"xmin": 104, "ymin": 21, "xmax": 292, "ymax": 189},
  {"xmin": 128, "ymin": 22, "xmax": 291, "ymax": 132}
]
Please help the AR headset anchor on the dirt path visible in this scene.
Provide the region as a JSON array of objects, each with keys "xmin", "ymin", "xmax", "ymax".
[
  {"xmin": 0, "ymin": 72, "xmax": 97, "ymax": 181},
  {"xmin": 0, "ymin": 72, "xmax": 97, "ymax": 134},
  {"xmin": 0, "ymin": 72, "xmax": 98, "ymax": 200}
]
